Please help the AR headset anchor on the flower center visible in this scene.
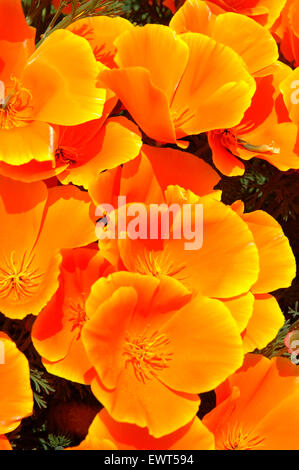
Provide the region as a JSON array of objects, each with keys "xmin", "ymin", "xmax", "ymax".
[
  {"xmin": 220, "ymin": 129, "xmax": 239, "ymax": 153},
  {"xmin": 221, "ymin": 424, "xmax": 265, "ymax": 450},
  {"xmin": 123, "ymin": 329, "xmax": 173, "ymax": 382},
  {"xmin": 216, "ymin": 129, "xmax": 280, "ymax": 157},
  {"xmin": 93, "ymin": 45, "xmax": 115, "ymax": 67},
  {"xmin": 55, "ymin": 147, "xmax": 79, "ymax": 166},
  {"xmin": 0, "ymin": 78, "xmax": 33, "ymax": 130},
  {"xmin": 0, "ymin": 251, "xmax": 43, "ymax": 300},
  {"xmin": 135, "ymin": 250, "xmax": 186, "ymax": 280},
  {"xmin": 68, "ymin": 300, "xmax": 88, "ymax": 340}
]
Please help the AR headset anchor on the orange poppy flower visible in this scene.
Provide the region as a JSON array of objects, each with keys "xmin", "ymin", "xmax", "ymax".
[
  {"xmin": 203, "ymin": 354, "xmax": 299, "ymax": 450},
  {"xmin": 170, "ymin": 0, "xmax": 278, "ymax": 76},
  {"xmin": 80, "ymin": 271, "xmax": 244, "ymax": 437},
  {"xmin": 0, "ymin": 1, "xmax": 106, "ymax": 168},
  {"xmin": 273, "ymin": 0, "xmax": 299, "ymax": 67},
  {"xmin": 31, "ymin": 247, "xmax": 114, "ymax": 384},
  {"xmin": 91, "ymin": 152, "xmax": 295, "ymax": 354},
  {"xmin": 94, "ymin": 184, "xmax": 259, "ymax": 299},
  {"xmin": 117, "ymin": 190, "xmax": 294, "ymax": 353},
  {"xmin": 111, "ymin": 188, "xmax": 286, "ymax": 353},
  {"xmin": 0, "ymin": 177, "xmax": 96, "ymax": 319},
  {"xmin": 68, "ymin": 409, "xmax": 215, "ymax": 450},
  {"xmin": 99, "ymin": 24, "xmax": 255, "ymax": 144},
  {"xmin": 205, "ymin": 0, "xmax": 287, "ymax": 28},
  {"xmin": 0, "ymin": 14, "xmax": 142, "ymax": 185},
  {"xmin": 208, "ymin": 63, "xmax": 299, "ymax": 175},
  {"xmin": 0, "ymin": 332, "xmax": 33, "ymax": 438}
]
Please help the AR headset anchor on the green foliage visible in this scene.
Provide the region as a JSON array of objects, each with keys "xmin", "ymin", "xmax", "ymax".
[
  {"xmin": 39, "ymin": 433, "xmax": 72, "ymax": 450},
  {"xmin": 288, "ymin": 301, "xmax": 299, "ymax": 317},
  {"xmin": 22, "ymin": 0, "xmax": 124, "ymax": 42},
  {"xmin": 122, "ymin": 0, "xmax": 172, "ymax": 25},
  {"xmin": 240, "ymin": 168, "xmax": 268, "ymax": 197},
  {"xmin": 30, "ymin": 368, "xmax": 55, "ymax": 408}
]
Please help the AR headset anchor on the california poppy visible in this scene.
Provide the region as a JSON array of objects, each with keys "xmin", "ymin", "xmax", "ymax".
[
  {"xmin": 208, "ymin": 64, "xmax": 299, "ymax": 175},
  {"xmin": 68, "ymin": 408, "xmax": 215, "ymax": 450},
  {"xmin": 203, "ymin": 354, "xmax": 299, "ymax": 450},
  {"xmin": 32, "ymin": 247, "xmax": 114, "ymax": 384},
  {"xmin": 0, "ymin": 177, "xmax": 96, "ymax": 319},
  {"xmin": 112, "ymin": 186, "xmax": 288, "ymax": 354},
  {"xmin": 90, "ymin": 150, "xmax": 295, "ymax": 354},
  {"xmin": 81, "ymin": 271, "xmax": 244, "ymax": 437},
  {"xmin": 118, "ymin": 189, "xmax": 293, "ymax": 352},
  {"xmin": 95, "ymin": 184, "xmax": 260, "ymax": 299},
  {"xmin": 99, "ymin": 24, "xmax": 255, "ymax": 145},
  {"xmin": 0, "ymin": 0, "xmax": 105, "ymax": 168}
]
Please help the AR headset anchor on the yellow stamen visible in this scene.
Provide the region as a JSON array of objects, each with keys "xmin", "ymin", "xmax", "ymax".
[
  {"xmin": 0, "ymin": 251, "xmax": 43, "ymax": 300},
  {"xmin": 221, "ymin": 423, "xmax": 265, "ymax": 450},
  {"xmin": 68, "ymin": 299, "xmax": 88, "ymax": 340},
  {"xmin": 123, "ymin": 328, "xmax": 173, "ymax": 382}
]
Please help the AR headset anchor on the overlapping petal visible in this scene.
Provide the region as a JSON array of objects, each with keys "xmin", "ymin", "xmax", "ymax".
[
  {"xmin": 170, "ymin": 1, "xmax": 278, "ymax": 75},
  {"xmin": 100, "ymin": 24, "xmax": 255, "ymax": 143},
  {"xmin": 81, "ymin": 272, "xmax": 244, "ymax": 437},
  {"xmin": 68, "ymin": 409, "xmax": 215, "ymax": 450}
]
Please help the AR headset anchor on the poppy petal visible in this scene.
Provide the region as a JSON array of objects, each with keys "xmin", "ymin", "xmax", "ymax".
[
  {"xmin": 171, "ymin": 32, "xmax": 256, "ymax": 137},
  {"xmin": 157, "ymin": 295, "xmax": 244, "ymax": 393},
  {"xmin": 242, "ymin": 209, "xmax": 296, "ymax": 293},
  {"xmin": 23, "ymin": 30, "xmax": 106, "ymax": 125},
  {"xmin": 99, "ymin": 66, "xmax": 177, "ymax": 143},
  {"xmin": 242, "ymin": 294, "xmax": 285, "ymax": 353}
]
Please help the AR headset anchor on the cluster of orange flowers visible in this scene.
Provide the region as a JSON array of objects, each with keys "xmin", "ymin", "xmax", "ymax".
[{"xmin": 1, "ymin": 0, "xmax": 299, "ymax": 450}]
